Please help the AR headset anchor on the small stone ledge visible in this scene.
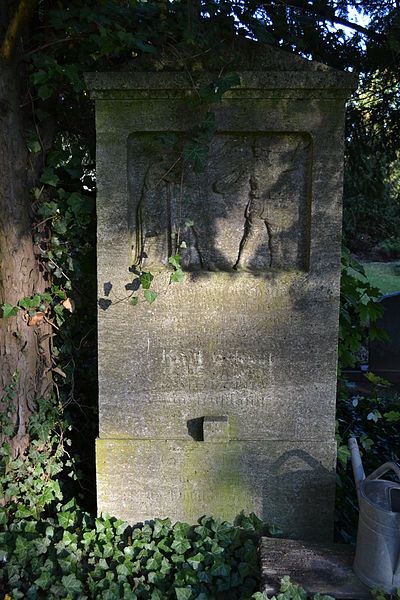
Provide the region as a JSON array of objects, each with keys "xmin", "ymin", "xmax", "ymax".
[{"xmin": 259, "ymin": 538, "xmax": 370, "ymax": 599}]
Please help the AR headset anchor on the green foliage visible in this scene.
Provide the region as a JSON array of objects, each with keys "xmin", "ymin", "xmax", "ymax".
[
  {"xmin": 1, "ymin": 289, "xmax": 72, "ymax": 329},
  {"xmin": 1, "ymin": 509, "xmax": 262, "ymax": 599},
  {"xmin": 0, "ymin": 380, "xmax": 73, "ymax": 520},
  {"xmin": 343, "ymin": 73, "xmax": 400, "ymax": 252},
  {"xmin": 378, "ymin": 237, "xmax": 400, "ymax": 259},
  {"xmin": 335, "ymin": 379, "xmax": 400, "ymax": 542},
  {"xmin": 0, "ymin": 303, "xmax": 19, "ymax": 318},
  {"xmin": 371, "ymin": 586, "xmax": 400, "ymax": 600},
  {"xmin": 339, "ymin": 247, "xmax": 386, "ymax": 371},
  {"xmin": 143, "ymin": 289, "xmax": 157, "ymax": 305},
  {"xmin": 0, "ymin": 371, "xmax": 19, "ymax": 438},
  {"xmin": 252, "ymin": 576, "xmax": 334, "ymax": 600},
  {"xmin": 169, "ymin": 253, "xmax": 185, "ymax": 283}
]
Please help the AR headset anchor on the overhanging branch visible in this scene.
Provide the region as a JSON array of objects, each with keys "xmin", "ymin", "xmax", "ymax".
[
  {"xmin": 1, "ymin": 0, "xmax": 37, "ymax": 62},
  {"xmin": 272, "ymin": 0, "xmax": 383, "ymax": 40}
]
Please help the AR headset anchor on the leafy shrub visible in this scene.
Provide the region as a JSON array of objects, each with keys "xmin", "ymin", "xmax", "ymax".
[
  {"xmin": 335, "ymin": 377, "xmax": 400, "ymax": 542},
  {"xmin": 343, "ymin": 86, "xmax": 400, "ymax": 254},
  {"xmin": 0, "ymin": 377, "xmax": 74, "ymax": 521},
  {"xmin": 378, "ymin": 237, "xmax": 400, "ymax": 258},
  {"xmin": 0, "ymin": 507, "xmax": 262, "ymax": 599},
  {"xmin": 339, "ymin": 247, "xmax": 386, "ymax": 371},
  {"xmin": 253, "ymin": 576, "xmax": 334, "ymax": 599}
]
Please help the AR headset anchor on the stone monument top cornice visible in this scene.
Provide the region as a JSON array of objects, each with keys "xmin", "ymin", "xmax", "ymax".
[{"xmin": 85, "ymin": 41, "xmax": 358, "ymax": 98}]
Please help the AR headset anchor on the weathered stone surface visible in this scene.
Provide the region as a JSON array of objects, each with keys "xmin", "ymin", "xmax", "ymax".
[
  {"xmin": 87, "ymin": 42, "xmax": 356, "ymax": 539},
  {"xmin": 259, "ymin": 537, "xmax": 371, "ymax": 598},
  {"xmin": 96, "ymin": 439, "xmax": 337, "ymax": 541},
  {"xmin": 97, "ymin": 274, "xmax": 338, "ymax": 441},
  {"xmin": 129, "ymin": 133, "xmax": 311, "ymax": 271}
]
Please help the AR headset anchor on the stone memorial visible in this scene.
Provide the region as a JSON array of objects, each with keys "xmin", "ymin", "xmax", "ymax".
[
  {"xmin": 370, "ymin": 292, "xmax": 400, "ymax": 381},
  {"xmin": 86, "ymin": 43, "xmax": 356, "ymax": 541}
]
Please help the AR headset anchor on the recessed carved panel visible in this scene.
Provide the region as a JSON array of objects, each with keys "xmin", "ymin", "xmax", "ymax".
[{"xmin": 128, "ymin": 133, "xmax": 312, "ymax": 271}]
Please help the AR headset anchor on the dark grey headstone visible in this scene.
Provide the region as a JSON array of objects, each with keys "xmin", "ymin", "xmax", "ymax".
[{"xmin": 370, "ymin": 292, "xmax": 400, "ymax": 380}]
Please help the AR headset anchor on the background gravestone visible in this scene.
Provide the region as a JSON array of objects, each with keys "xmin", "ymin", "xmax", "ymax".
[
  {"xmin": 369, "ymin": 292, "xmax": 400, "ymax": 382},
  {"xmin": 86, "ymin": 43, "xmax": 356, "ymax": 541}
]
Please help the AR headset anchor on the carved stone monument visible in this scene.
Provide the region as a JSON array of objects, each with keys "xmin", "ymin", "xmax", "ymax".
[{"xmin": 86, "ymin": 44, "xmax": 356, "ymax": 541}]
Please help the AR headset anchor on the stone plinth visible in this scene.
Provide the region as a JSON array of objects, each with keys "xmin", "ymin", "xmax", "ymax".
[
  {"xmin": 86, "ymin": 44, "xmax": 357, "ymax": 540},
  {"xmin": 259, "ymin": 537, "xmax": 371, "ymax": 598}
]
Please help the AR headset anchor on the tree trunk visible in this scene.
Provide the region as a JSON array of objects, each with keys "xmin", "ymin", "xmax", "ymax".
[{"xmin": 0, "ymin": 58, "xmax": 52, "ymax": 457}]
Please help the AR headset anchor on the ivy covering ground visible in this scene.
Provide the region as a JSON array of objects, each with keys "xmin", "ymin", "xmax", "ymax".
[
  {"xmin": 1, "ymin": 506, "xmax": 263, "ymax": 599},
  {"xmin": 0, "ymin": 390, "xmax": 263, "ymax": 599}
]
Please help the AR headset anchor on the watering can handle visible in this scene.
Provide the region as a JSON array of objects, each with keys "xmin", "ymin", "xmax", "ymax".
[{"xmin": 366, "ymin": 461, "xmax": 400, "ymax": 481}]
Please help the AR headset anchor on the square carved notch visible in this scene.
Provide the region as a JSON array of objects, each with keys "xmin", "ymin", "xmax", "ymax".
[{"xmin": 203, "ymin": 416, "xmax": 229, "ymax": 442}]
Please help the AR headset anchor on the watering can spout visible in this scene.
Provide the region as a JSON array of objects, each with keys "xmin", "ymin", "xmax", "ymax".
[{"xmin": 348, "ymin": 437, "xmax": 365, "ymax": 503}]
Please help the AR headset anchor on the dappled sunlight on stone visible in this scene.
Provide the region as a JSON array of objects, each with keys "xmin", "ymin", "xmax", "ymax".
[{"xmin": 86, "ymin": 41, "xmax": 356, "ymax": 541}]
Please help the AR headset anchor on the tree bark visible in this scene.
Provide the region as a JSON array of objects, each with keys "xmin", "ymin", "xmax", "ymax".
[{"xmin": 0, "ymin": 57, "xmax": 52, "ymax": 457}]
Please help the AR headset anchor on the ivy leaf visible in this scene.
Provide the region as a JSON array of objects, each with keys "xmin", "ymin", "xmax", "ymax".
[
  {"xmin": 34, "ymin": 536, "xmax": 51, "ymax": 554},
  {"xmin": 35, "ymin": 570, "xmax": 52, "ymax": 590},
  {"xmin": 114, "ymin": 520, "xmax": 129, "ymax": 535},
  {"xmin": 173, "ymin": 522, "xmax": 192, "ymax": 538},
  {"xmin": 170, "ymin": 269, "xmax": 184, "ymax": 283},
  {"xmin": 144, "ymin": 290, "xmax": 157, "ymax": 305},
  {"xmin": 210, "ymin": 559, "xmax": 231, "ymax": 577},
  {"xmin": 58, "ymin": 511, "xmax": 75, "ymax": 529},
  {"xmin": 337, "ymin": 444, "xmax": 351, "ymax": 468},
  {"xmin": 140, "ymin": 272, "xmax": 154, "ymax": 290},
  {"xmin": 40, "ymin": 167, "xmax": 59, "ymax": 187},
  {"xmin": 147, "ymin": 557, "xmax": 159, "ymax": 570},
  {"xmin": 31, "ymin": 294, "xmax": 41, "ymax": 308},
  {"xmin": 32, "ymin": 69, "xmax": 48, "ymax": 85},
  {"xmin": 384, "ymin": 410, "xmax": 400, "ymax": 422},
  {"xmin": 2, "ymin": 303, "xmax": 18, "ymax": 318},
  {"xmin": 153, "ymin": 517, "xmax": 171, "ymax": 538},
  {"xmin": 61, "ymin": 573, "xmax": 83, "ymax": 594},
  {"xmin": 15, "ymin": 505, "xmax": 34, "ymax": 519},
  {"xmin": 168, "ymin": 254, "xmax": 181, "ymax": 269},
  {"xmin": 37, "ymin": 201, "xmax": 58, "ymax": 218},
  {"xmin": 130, "ymin": 296, "xmax": 139, "ymax": 306},
  {"xmin": 367, "ymin": 409, "xmax": 382, "ymax": 423},
  {"xmin": 183, "ymin": 140, "xmax": 209, "ymax": 172},
  {"xmin": 26, "ymin": 131, "xmax": 41, "ymax": 153},
  {"xmin": 171, "ymin": 539, "xmax": 191, "ymax": 554},
  {"xmin": 175, "ymin": 588, "xmax": 193, "ymax": 600},
  {"xmin": 38, "ymin": 85, "xmax": 53, "ymax": 100},
  {"xmin": 187, "ymin": 552, "xmax": 204, "ymax": 570},
  {"xmin": 268, "ymin": 524, "xmax": 284, "ymax": 538}
]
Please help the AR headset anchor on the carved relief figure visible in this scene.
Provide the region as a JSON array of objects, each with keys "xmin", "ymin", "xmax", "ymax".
[
  {"xmin": 212, "ymin": 136, "xmax": 306, "ymax": 271},
  {"xmin": 129, "ymin": 133, "xmax": 310, "ymax": 272},
  {"xmin": 234, "ymin": 138, "xmax": 303, "ymax": 270}
]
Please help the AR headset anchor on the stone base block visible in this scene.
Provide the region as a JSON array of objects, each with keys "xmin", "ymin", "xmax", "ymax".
[
  {"xmin": 260, "ymin": 537, "xmax": 370, "ymax": 598},
  {"xmin": 96, "ymin": 438, "xmax": 336, "ymax": 541}
]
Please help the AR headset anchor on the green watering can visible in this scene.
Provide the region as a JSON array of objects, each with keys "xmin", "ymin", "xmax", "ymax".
[{"xmin": 349, "ymin": 437, "xmax": 400, "ymax": 593}]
